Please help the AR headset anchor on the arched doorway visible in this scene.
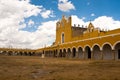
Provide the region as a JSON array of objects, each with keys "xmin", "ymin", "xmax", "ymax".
[
  {"xmin": 59, "ymin": 49, "xmax": 62, "ymax": 57},
  {"xmin": 67, "ymin": 48, "xmax": 71, "ymax": 58},
  {"xmin": 78, "ymin": 47, "xmax": 83, "ymax": 59},
  {"xmin": 114, "ymin": 42, "xmax": 120, "ymax": 59},
  {"xmin": 24, "ymin": 52, "xmax": 27, "ymax": 56},
  {"xmin": 93, "ymin": 45, "xmax": 101, "ymax": 60},
  {"xmin": 85, "ymin": 46, "xmax": 91, "ymax": 59},
  {"xmin": 29, "ymin": 52, "xmax": 32, "ymax": 56},
  {"xmin": 53, "ymin": 50, "xmax": 56, "ymax": 57},
  {"xmin": 8, "ymin": 51, "xmax": 12, "ymax": 55},
  {"xmin": 72, "ymin": 48, "xmax": 76, "ymax": 58},
  {"xmin": 63, "ymin": 49, "xmax": 66, "ymax": 57},
  {"xmin": 103, "ymin": 44, "xmax": 112, "ymax": 60}
]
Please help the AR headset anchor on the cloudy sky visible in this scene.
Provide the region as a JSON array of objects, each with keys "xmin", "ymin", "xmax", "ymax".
[{"xmin": 0, "ymin": 0, "xmax": 120, "ymax": 49}]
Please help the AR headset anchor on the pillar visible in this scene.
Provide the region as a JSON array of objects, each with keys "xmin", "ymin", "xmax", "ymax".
[
  {"xmin": 112, "ymin": 50, "xmax": 115, "ymax": 60},
  {"xmin": 100, "ymin": 50, "xmax": 103, "ymax": 60},
  {"xmin": 75, "ymin": 49, "xmax": 79, "ymax": 58},
  {"xmin": 83, "ymin": 51, "xmax": 85, "ymax": 60},
  {"xmin": 91, "ymin": 51, "xmax": 94, "ymax": 60}
]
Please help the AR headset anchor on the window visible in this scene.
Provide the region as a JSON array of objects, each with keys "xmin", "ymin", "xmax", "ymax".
[{"xmin": 61, "ymin": 33, "xmax": 64, "ymax": 43}]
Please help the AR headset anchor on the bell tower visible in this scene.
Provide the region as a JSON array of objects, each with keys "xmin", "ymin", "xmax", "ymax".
[{"xmin": 55, "ymin": 15, "xmax": 72, "ymax": 45}]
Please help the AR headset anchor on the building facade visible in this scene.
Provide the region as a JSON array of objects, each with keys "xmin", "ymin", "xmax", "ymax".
[{"xmin": 36, "ymin": 15, "xmax": 120, "ymax": 60}]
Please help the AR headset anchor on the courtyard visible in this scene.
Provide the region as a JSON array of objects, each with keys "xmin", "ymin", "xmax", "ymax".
[{"xmin": 0, "ymin": 55, "xmax": 120, "ymax": 80}]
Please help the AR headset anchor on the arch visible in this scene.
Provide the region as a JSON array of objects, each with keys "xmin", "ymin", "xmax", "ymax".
[
  {"xmin": 72, "ymin": 47, "xmax": 76, "ymax": 58},
  {"xmin": 114, "ymin": 42, "xmax": 120, "ymax": 59},
  {"xmin": 113, "ymin": 41, "xmax": 120, "ymax": 50},
  {"xmin": 24, "ymin": 52, "xmax": 27, "ymax": 56},
  {"xmin": 28, "ymin": 52, "xmax": 32, "ymax": 56},
  {"xmin": 67, "ymin": 48, "xmax": 71, "ymax": 58},
  {"xmin": 53, "ymin": 50, "xmax": 57, "ymax": 57},
  {"xmin": 84, "ymin": 45, "xmax": 92, "ymax": 51},
  {"xmin": 78, "ymin": 47, "xmax": 83, "ymax": 59},
  {"xmin": 8, "ymin": 51, "xmax": 13, "ymax": 55},
  {"xmin": 93, "ymin": 45, "xmax": 101, "ymax": 60},
  {"xmin": 92, "ymin": 43, "xmax": 101, "ymax": 51},
  {"xmin": 102, "ymin": 42, "xmax": 113, "ymax": 50},
  {"xmin": 85, "ymin": 46, "xmax": 91, "ymax": 59},
  {"xmin": 55, "ymin": 49, "xmax": 58, "ymax": 57},
  {"xmin": 19, "ymin": 52, "xmax": 23, "ymax": 55},
  {"xmin": 102, "ymin": 44, "xmax": 112, "ymax": 60},
  {"xmin": 63, "ymin": 48, "xmax": 66, "ymax": 57},
  {"xmin": 2, "ymin": 51, "xmax": 7, "ymax": 55},
  {"xmin": 59, "ymin": 49, "xmax": 62, "ymax": 57}
]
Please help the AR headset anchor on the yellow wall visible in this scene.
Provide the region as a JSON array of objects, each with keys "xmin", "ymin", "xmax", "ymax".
[{"xmin": 36, "ymin": 15, "xmax": 120, "ymax": 53}]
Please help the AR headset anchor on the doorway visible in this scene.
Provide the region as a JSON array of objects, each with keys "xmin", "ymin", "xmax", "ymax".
[
  {"xmin": 118, "ymin": 49, "xmax": 120, "ymax": 59},
  {"xmin": 88, "ymin": 48, "xmax": 91, "ymax": 59}
]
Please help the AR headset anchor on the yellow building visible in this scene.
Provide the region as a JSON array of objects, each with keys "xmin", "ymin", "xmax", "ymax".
[{"xmin": 37, "ymin": 15, "xmax": 120, "ymax": 60}]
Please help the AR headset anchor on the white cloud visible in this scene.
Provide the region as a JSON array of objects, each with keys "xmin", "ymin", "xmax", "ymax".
[
  {"xmin": 71, "ymin": 15, "xmax": 86, "ymax": 27},
  {"xmin": 0, "ymin": 0, "xmax": 56, "ymax": 49},
  {"xmin": 93, "ymin": 16, "xmax": 120, "ymax": 30},
  {"xmin": 40, "ymin": 10, "xmax": 55, "ymax": 18},
  {"xmin": 28, "ymin": 19, "xmax": 34, "ymax": 26},
  {"xmin": 72, "ymin": 15, "xmax": 120, "ymax": 30},
  {"xmin": 91, "ymin": 13, "xmax": 95, "ymax": 17},
  {"xmin": 58, "ymin": 0, "xmax": 75, "ymax": 12}
]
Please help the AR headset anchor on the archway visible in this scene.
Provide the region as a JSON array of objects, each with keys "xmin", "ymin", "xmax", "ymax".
[
  {"xmin": 85, "ymin": 46, "xmax": 91, "ymax": 59},
  {"xmin": 114, "ymin": 42, "xmax": 120, "ymax": 59},
  {"xmin": 53, "ymin": 50, "xmax": 58, "ymax": 57},
  {"xmin": 53, "ymin": 50, "xmax": 56, "ymax": 57},
  {"xmin": 29, "ymin": 52, "xmax": 32, "ymax": 56},
  {"xmin": 93, "ymin": 45, "xmax": 101, "ymax": 60},
  {"xmin": 19, "ymin": 52, "xmax": 23, "ymax": 55},
  {"xmin": 78, "ymin": 47, "xmax": 83, "ymax": 59},
  {"xmin": 67, "ymin": 48, "xmax": 71, "ymax": 58},
  {"xmin": 63, "ymin": 49, "xmax": 66, "ymax": 57},
  {"xmin": 8, "ymin": 51, "xmax": 12, "ymax": 55},
  {"xmin": 24, "ymin": 52, "xmax": 27, "ymax": 56},
  {"xmin": 103, "ymin": 44, "xmax": 112, "ymax": 60},
  {"xmin": 2, "ymin": 51, "xmax": 7, "ymax": 55},
  {"xmin": 59, "ymin": 49, "xmax": 62, "ymax": 57},
  {"xmin": 72, "ymin": 48, "xmax": 76, "ymax": 58}
]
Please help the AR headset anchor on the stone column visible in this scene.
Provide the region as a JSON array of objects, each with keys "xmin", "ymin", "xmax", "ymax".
[
  {"xmin": 76, "ymin": 49, "xmax": 79, "ymax": 58},
  {"xmin": 91, "ymin": 51, "xmax": 94, "ymax": 60},
  {"xmin": 100, "ymin": 50, "xmax": 103, "ymax": 60},
  {"xmin": 83, "ymin": 51, "xmax": 85, "ymax": 60},
  {"xmin": 112, "ymin": 50, "xmax": 115, "ymax": 60}
]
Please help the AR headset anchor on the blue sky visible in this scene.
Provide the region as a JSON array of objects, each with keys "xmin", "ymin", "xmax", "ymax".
[
  {"xmin": 23, "ymin": 0, "xmax": 120, "ymax": 32},
  {"xmin": 0, "ymin": 0, "xmax": 120, "ymax": 49},
  {"xmin": 30, "ymin": 0, "xmax": 120, "ymax": 21}
]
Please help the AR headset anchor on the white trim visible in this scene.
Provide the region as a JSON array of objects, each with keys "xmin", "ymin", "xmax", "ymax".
[
  {"xmin": 113, "ymin": 41, "xmax": 120, "ymax": 50},
  {"xmin": 67, "ymin": 48, "xmax": 71, "ymax": 52},
  {"xmin": 92, "ymin": 43, "xmax": 101, "ymax": 51},
  {"xmin": 77, "ymin": 46, "xmax": 83, "ymax": 49},
  {"xmin": 63, "ymin": 48, "xmax": 67, "ymax": 52},
  {"xmin": 60, "ymin": 32, "xmax": 120, "ymax": 45},
  {"xmin": 72, "ymin": 46, "xmax": 77, "ymax": 51},
  {"xmin": 101, "ymin": 42, "xmax": 113, "ymax": 50},
  {"xmin": 84, "ymin": 45, "xmax": 91, "ymax": 51}
]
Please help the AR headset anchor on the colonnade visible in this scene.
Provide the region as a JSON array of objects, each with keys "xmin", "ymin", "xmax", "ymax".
[{"xmin": 43, "ymin": 42, "xmax": 120, "ymax": 60}]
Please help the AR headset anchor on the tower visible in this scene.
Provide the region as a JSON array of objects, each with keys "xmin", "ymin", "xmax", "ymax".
[{"xmin": 55, "ymin": 15, "xmax": 72, "ymax": 45}]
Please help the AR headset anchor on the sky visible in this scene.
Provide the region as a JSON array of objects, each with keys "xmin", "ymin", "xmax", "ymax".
[{"xmin": 0, "ymin": 0, "xmax": 120, "ymax": 49}]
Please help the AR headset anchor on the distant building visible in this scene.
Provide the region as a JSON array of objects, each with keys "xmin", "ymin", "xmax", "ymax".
[{"xmin": 37, "ymin": 15, "xmax": 120, "ymax": 60}]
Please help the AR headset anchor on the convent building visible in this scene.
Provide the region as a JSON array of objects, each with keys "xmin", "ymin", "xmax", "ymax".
[{"xmin": 36, "ymin": 15, "xmax": 120, "ymax": 60}]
